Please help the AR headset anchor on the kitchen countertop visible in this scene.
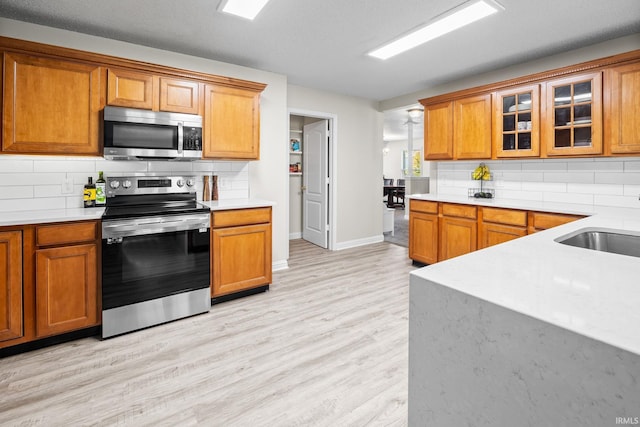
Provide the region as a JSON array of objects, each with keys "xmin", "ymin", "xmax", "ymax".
[
  {"xmin": 0, "ymin": 198, "xmax": 275, "ymax": 227},
  {"xmin": 0, "ymin": 207, "xmax": 105, "ymax": 227},
  {"xmin": 410, "ymin": 195, "xmax": 640, "ymax": 355},
  {"xmin": 199, "ymin": 198, "xmax": 275, "ymax": 211}
]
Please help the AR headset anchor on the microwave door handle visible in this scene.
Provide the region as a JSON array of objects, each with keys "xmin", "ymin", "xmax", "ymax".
[{"xmin": 177, "ymin": 122, "xmax": 183, "ymax": 154}]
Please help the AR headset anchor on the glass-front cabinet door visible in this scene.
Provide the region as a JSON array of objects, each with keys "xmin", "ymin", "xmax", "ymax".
[
  {"xmin": 544, "ymin": 72, "xmax": 602, "ymax": 156},
  {"xmin": 493, "ymin": 84, "xmax": 540, "ymax": 158}
]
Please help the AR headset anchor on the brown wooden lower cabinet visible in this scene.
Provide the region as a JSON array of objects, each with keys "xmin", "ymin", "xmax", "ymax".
[
  {"xmin": 409, "ymin": 201, "xmax": 584, "ymax": 264},
  {"xmin": 409, "ymin": 211, "xmax": 438, "ymax": 265},
  {"xmin": 478, "ymin": 207, "xmax": 528, "ymax": 249},
  {"xmin": 0, "ymin": 221, "xmax": 100, "ymax": 351},
  {"xmin": 0, "ymin": 231, "xmax": 23, "ymax": 343},
  {"xmin": 35, "ymin": 243, "xmax": 98, "ymax": 338},
  {"xmin": 211, "ymin": 208, "xmax": 272, "ymax": 297},
  {"xmin": 439, "ymin": 216, "xmax": 477, "ymax": 261}
]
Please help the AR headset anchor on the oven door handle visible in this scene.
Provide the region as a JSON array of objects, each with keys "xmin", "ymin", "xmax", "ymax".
[{"xmin": 102, "ymin": 214, "xmax": 210, "ymax": 239}]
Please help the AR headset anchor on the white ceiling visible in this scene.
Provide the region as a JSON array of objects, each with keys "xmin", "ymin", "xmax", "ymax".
[{"xmin": 0, "ymin": 0, "xmax": 638, "ymax": 141}]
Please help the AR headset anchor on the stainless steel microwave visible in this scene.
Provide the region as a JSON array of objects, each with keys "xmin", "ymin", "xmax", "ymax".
[{"xmin": 103, "ymin": 106, "xmax": 203, "ymax": 161}]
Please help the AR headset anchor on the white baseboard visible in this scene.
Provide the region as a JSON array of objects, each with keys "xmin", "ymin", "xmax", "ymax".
[
  {"xmin": 289, "ymin": 232, "xmax": 302, "ymax": 240},
  {"xmin": 272, "ymin": 260, "xmax": 289, "ymax": 271},
  {"xmin": 334, "ymin": 235, "xmax": 384, "ymax": 251}
]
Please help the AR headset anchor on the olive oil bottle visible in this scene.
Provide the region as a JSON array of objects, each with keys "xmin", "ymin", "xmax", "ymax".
[
  {"xmin": 95, "ymin": 171, "xmax": 106, "ymax": 206},
  {"xmin": 83, "ymin": 177, "xmax": 96, "ymax": 208}
]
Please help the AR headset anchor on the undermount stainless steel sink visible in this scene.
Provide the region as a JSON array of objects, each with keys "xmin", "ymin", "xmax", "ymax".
[{"xmin": 555, "ymin": 228, "xmax": 640, "ymax": 258}]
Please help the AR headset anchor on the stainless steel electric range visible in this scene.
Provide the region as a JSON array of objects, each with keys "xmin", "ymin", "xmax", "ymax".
[{"xmin": 101, "ymin": 176, "xmax": 211, "ymax": 338}]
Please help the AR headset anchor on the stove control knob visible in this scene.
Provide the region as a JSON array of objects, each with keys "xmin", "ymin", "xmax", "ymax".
[
  {"xmin": 176, "ymin": 179, "xmax": 185, "ymax": 188},
  {"xmin": 122, "ymin": 180, "xmax": 132, "ymax": 189},
  {"xmin": 186, "ymin": 178, "xmax": 195, "ymax": 187},
  {"xmin": 109, "ymin": 180, "xmax": 120, "ymax": 189}
]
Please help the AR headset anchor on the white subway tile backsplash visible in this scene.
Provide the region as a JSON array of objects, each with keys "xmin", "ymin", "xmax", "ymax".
[
  {"xmin": 522, "ymin": 161, "xmax": 567, "ymax": 171},
  {"xmin": 595, "ymin": 172, "xmax": 640, "ymax": 185},
  {"xmin": 436, "ymin": 157, "xmax": 640, "ymax": 209},
  {"xmin": 0, "ymin": 186, "xmax": 34, "ymax": 199},
  {"xmin": 543, "ymin": 191, "xmax": 593, "ymax": 205},
  {"xmin": 567, "ymin": 183, "xmax": 623, "ymax": 195},
  {"xmin": 623, "ymin": 161, "xmax": 640, "ymax": 171},
  {"xmin": 0, "ymin": 158, "xmax": 34, "ymax": 173},
  {"xmin": 543, "ymin": 172, "xmax": 594, "ymax": 184},
  {"xmin": 623, "ymin": 185, "xmax": 640, "ymax": 196},
  {"xmin": 34, "ymin": 159, "xmax": 97, "ymax": 173},
  {"xmin": 521, "ymin": 182, "xmax": 567, "ymax": 193},
  {"xmin": 0, "ymin": 155, "xmax": 251, "ymax": 212},
  {"xmin": 567, "ymin": 160, "xmax": 623, "ymax": 172},
  {"xmin": 0, "ymin": 197, "xmax": 66, "ymax": 212}
]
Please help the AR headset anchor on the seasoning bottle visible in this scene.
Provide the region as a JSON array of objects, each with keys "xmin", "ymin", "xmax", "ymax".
[
  {"xmin": 95, "ymin": 171, "xmax": 106, "ymax": 206},
  {"xmin": 83, "ymin": 177, "xmax": 96, "ymax": 208}
]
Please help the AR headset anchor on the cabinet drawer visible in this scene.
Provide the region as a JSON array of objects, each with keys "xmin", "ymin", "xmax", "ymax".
[
  {"xmin": 36, "ymin": 221, "xmax": 97, "ymax": 246},
  {"xmin": 212, "ymin": 207, "xmax": 271, "ymax": 228},
  {"xmin": 532, "ymin": 212, "xmax": 582, "ymax": 230},
  {"xmin": 482, "ymin": 207, "xmax": 527, "ymax": 227},
  {"xmin": 410, "ymin": 199, "xmax": 438, "ymax": 214},
  {"xmin": 441, "ymin": 203, "xmax": 477, "ymax": 219}
]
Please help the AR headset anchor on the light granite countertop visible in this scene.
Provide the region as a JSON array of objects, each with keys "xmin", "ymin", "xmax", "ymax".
[{"xmin": 410, "ymin": 194, "xmax": 640, "ymax": 355}]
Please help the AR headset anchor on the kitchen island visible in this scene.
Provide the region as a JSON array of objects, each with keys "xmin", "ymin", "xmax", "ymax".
[{"xmin": 409, "ymin": 204, "xmax": 640, "ymax": 426}]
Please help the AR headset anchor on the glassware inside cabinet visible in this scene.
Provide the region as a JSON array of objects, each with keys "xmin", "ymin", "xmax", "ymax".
[{"xmin": 495, "ymin": 85, "xmax": 539, "ymax": 157}]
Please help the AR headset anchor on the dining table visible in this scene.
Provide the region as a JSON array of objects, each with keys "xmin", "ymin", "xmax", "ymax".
[{"xmin": 383, "ymin": 185, "xmax": 405, "ymax": 208}]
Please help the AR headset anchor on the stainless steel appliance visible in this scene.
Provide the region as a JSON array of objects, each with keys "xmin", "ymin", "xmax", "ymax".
[
  {"xmin": 103, "ymin": 106, "xmax": 203, "ymax": 160},
  {"xmin": 101, "ymin": 175, "xmax": 211, "ymax": 338}
]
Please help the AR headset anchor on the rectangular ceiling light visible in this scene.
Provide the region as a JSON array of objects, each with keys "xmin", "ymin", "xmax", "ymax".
[
  {"xmin": 219, "ymin": 0, "xmax": 270, "ymax": 20},
  {"xmin": 368, "ymin": 0, "xmax": 503, "ymax": 60}
]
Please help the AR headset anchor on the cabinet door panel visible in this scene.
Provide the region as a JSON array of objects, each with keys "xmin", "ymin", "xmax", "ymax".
[
  {"xmin": 606, "ymin": 63, "xmax": 640, "ymax": 154},
  {"xmin": 409, "ymin": 212, "xmax": 438, "ymax": 264},
  {"xmin": 35, "ymin": 244, "xmax": 98, "ymax": 338},
  {"xmin": 159, "ymin": 78, "xmax": 200, "ymax": 114},
  {"xmin": 3, "ymin": 53, "xmax": 102, "ymax": 155},
  {"xmin": 107, "ymin": 68, "xmax": 153, "ymax": 109},
  {"xmin": 544, "ymin": 72, "xmax": 603, "ymax": 156},
  {"xmin": 424, "ymin": 102, "xmax": 454, "ymax": 160},
  {"xmin": 479, "ymin": 223, "xmax": 526, "ymax": 249},
  {"xmin": 203, "ymin": 84, "xmax": 260, "ymax": 159},
  {"xmin": 494, "ymin": 84, "xmax": 541, "ymax": 158},
  {"xmin": 212, "ymin": 223, "xmax": 271, "ymax": 297},
  {"xmin": 454, "ymin": 94, "xmax": 492, "ymax": 159},
  {"xmin": 439, "ymin": 217, "xmax": 477, "ymax": 261},
  {"xmin": 0, "ymin": 231, "xmax": 22, "ymax": 342}
]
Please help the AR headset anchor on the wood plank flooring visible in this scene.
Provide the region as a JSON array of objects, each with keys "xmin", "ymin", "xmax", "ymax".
[{"xmin": 0, "ymin": 240, "xmax": 415, "ymax": 426}]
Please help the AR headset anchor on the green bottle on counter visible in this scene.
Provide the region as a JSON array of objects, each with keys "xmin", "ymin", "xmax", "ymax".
[{"xmin": 96, "ymin": 171, "xmax": 106, "ymax": 206}]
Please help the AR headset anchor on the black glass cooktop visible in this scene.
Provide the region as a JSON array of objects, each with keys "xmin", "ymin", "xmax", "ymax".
[{"xmin": 102, "ymin": 194, "xmax": 210, "ymax": 219}]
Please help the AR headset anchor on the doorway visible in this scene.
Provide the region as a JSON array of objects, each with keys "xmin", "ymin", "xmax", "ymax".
[{"xmin": 288, "ymin": 109, "xmax": 336, "ymax": 250}]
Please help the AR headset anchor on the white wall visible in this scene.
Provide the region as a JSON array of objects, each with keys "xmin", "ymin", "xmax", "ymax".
[
  {"xmin": 437, "ymin": 158, "xmax": 640, "ymax": 208},
  {"xmin": 0, "ymin": 18, "xmax": 290, "ymax": 268},
  {"xmin": 287, "ymin": 85, "xmax": 384, "ymax": 249}
]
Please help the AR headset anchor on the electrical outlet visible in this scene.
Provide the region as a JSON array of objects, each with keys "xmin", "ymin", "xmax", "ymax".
[{"xmin": 62, "ymin": 176, "xmax": 74, "ymax": 194}]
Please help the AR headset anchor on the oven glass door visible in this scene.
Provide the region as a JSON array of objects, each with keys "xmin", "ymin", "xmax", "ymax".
[
  {"xmin": 104, "ymin": 121, "xmax": 178, "ymax": 150},
  {"xmin": 102, "ymin": 228, "xmax": 210, "ymax": 310}
]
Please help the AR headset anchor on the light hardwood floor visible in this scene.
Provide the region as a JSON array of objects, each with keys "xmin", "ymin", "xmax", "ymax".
[{"xmin": 0, "ymin": 240, "xmax": 415, "ymax": 426}]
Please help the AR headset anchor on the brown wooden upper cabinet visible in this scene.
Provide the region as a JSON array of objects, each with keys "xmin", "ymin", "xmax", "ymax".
[
  {"xmin": 493, "ymin": 84, "xmax": 541, "ymax": 158},
  {"xmin": 2, "ymin": 52, "xmax": 103, "ymax": 155},
  {"xmin": 454, "ymin": 94, "xmax": 492, "ymax": 159},
  {"xmin": 543, "ymin": 72, "xmax": 603, "ymax": 156},
  {"xmin": 424, "ymin": 102, "xmax": 454, "ymax": 160},
  {"xmin": 107, "ymin": 68, "xmax": 200, "ymax": 114},
  {"xmin": 605, "ymin": 61, "xmax": 640, "ymax": 155},
  {"xmin": 203, "ymin": 84, "xmax": 261, "ymax": 159},
  {"xmin": 422, "ymin": 94, "xmax": 491, "ymax": 160}
]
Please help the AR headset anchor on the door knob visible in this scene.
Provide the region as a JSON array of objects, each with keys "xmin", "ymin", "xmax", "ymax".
[{"xmin": 301, "ymin": 185, "xmax": 307, "ymax": 191}]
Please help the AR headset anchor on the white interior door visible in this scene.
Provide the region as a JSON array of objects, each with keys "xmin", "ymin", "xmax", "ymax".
[{"xmin": 302, "ymin": 120, "xmax": 329, "ymax": 248}]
